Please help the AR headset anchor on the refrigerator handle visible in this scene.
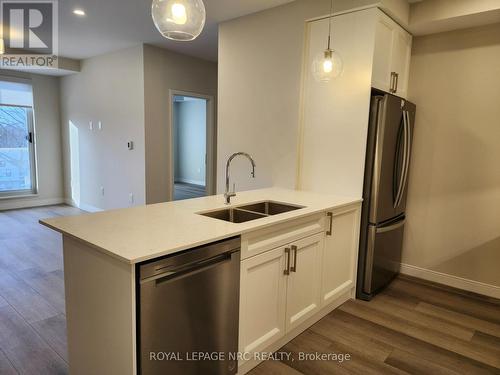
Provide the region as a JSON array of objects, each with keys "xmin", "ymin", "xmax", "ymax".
[
  {"xmin": 368, "ymin": 96, "xmax": 386, "ymax": 223},
  {"xmin": 394, "ymin": 112, "xmax": 408, "ymax": 208},
  {"xmin": 397, "ymin": 111, "xmax": 412, "ymax": 207}
]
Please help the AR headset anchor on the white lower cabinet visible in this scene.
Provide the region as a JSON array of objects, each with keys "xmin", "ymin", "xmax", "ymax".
[
  {"xmin": 238, "ymin": 206, "xmax": 360, "ymax": 372},
  {"xmin": 285, "ymin": 233, "xmax": 323, "ymax": 331},
  {"xmin": 239, "ymin": 234, "xmax": 323, "ymax": 363},
  {"xmin": 321, "ymin": 207, "xmax": 360, "ymax": 306},
  {"xmin": 239, "ymin": 247, "xmax": 287, "ymax": 355}
]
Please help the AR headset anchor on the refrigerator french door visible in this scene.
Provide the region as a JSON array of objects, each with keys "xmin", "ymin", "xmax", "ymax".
[{"xmin": 357, "ymin": 92, "xmax": 416, "ymax": 300}]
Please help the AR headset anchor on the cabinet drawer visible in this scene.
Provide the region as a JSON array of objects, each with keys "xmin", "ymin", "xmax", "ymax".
[{"xmin": 241, "ymin": 213, "xmax": 325, "ymax": 260}]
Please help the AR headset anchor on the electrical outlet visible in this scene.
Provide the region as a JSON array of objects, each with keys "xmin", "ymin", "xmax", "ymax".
[
  {"xmin": 129, "ymin": 193, "xmax": 134, "ymax": 204},
  {"xmin": 100, "ymin": 186, "xmax": 104, "ymax": 196}
]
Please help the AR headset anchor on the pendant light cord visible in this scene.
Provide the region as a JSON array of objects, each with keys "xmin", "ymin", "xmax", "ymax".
[{"xmin": 327, "ymin": 0, "xmax": 333, "ymax": 50}]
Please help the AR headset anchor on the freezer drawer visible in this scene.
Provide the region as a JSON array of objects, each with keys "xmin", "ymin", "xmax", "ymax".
[{"xmin": 363, "ymin": 218, "xmax": 404, "ymax": 295}]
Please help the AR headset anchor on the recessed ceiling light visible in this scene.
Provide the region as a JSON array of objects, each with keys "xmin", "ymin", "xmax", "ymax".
[{"xmin": 73, "ymin": 9, "xmax": 85, "ymax": 16}]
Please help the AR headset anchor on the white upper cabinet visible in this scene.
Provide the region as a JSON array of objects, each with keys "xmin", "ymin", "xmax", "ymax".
[
  {"xmin": 372, "ymin": 11, "xmax": 412, "ymax": 98},
  {"xmin": 390, "ymin": 27, "xmax": 412, "ymax": 98},
  {"xmin": 299, "ymin": 8, "xmax": 413, "ymax": 196},
  {"xmin": 299, "ymin": 8, "xmax": 378, "ymax": 197},
  {"xmin": 372, "ymin": 14, "xmax": 395, "ymax": 92}
]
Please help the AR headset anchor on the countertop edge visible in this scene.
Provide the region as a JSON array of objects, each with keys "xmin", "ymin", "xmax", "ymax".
[
  {"xmin": 40, "ymin": 196, "xmax": 363, "ymax": 265},
  {"xmin": 130, "ymin": 200, "xmax": 363, "ymax": 263},
  {"xmin": 39, "ymin": 219, "xmax": 134, "ymax": 264}
]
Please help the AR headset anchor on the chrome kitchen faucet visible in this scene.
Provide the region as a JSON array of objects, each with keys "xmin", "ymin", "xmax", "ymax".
[{"xmin": 224, "ymin": 152, "xmax": 256, "ymax": 204}]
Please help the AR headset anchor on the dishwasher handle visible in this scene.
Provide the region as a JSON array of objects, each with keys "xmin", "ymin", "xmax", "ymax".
[{"xmin": 140, "ymin": 252, "xmax": 232, "ymax": 285}]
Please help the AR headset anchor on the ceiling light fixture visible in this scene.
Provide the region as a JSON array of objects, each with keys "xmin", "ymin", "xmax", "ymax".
[
  {"xmin": 312, "ymin": 0, "xmax": 344, "ymax": 82},
  {"xmin": 151, "ymin": 0, "xmax": 206, "ymax": 41},
  {"xmin": 73, "ymin": 9, "xmax": 86, "ymax": 16}
]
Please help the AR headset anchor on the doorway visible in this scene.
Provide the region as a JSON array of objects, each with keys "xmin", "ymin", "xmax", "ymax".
[{"xmin": 170, "ymin": 92, "xmax": 215, "ymax": 201}]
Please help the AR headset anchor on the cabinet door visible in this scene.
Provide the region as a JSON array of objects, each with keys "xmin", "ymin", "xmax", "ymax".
[
  {"xmin": 285, "ymin": 233, "xmax": 323, "ymax": 332},
  {"xmin": 391, "ymin": 28, "xmax": 412, "ymax": 98},
  {"xmin": 321, "ymin": 208, "xmax": 360, "ymax": 306},
  {"xmin": 372, "ymin": 11, "xmax": 412, "ymax": 98},
  {"xmin": 239, "ymin": 247, "xmax": 287, "ymax": 358},
  {"xmin": 372, "ymin": 14, "xmax": 395, "ymax": 93}
]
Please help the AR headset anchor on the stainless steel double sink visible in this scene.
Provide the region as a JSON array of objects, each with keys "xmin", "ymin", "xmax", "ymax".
[{"xmin": 199, "ymin": 201, "xmax": 305, "ymax": 223}]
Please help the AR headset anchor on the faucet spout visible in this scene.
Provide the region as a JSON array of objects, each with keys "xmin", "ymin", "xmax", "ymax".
[{"xmin": 224, "ymin": 152, "xmax": 256, "ymax": 205}]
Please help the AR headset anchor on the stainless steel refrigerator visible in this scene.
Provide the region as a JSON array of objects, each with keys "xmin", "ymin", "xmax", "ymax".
[{"xmin": 357, "ymin": 92, "xmax": 416, "ymax": 300}]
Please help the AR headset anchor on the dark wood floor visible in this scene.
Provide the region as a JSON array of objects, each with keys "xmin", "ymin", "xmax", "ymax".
[
  {"xmin": 250, "ymin": 275, "xmax": 500, "ymax": 375},
  {"xmin": 1, "ymin": 206, "xmax": 499, "ymax": 374},
  {"xmin": 0, "ymin": 205, "xmax": 83, "ymax": 374}
]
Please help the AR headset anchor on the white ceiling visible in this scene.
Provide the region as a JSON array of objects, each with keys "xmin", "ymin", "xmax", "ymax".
[{"xmin": 59, "ymin": 0, "xmax": 295, "ymax": 61}]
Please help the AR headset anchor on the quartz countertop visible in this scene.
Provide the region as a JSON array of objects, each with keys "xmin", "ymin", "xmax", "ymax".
[{"xmin": 40, "ymin": 188, "xmax": 361, "ymax": 264}]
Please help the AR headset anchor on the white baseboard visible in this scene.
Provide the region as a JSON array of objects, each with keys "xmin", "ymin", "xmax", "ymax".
[
  {"xmin": 65, "ymin": 199, "xmax": 104, "ymax": 213},
  {"xmin": 0, "ymin": 197, "xmax": 65, "ymax": 211},
  {"xmin": 400, "ymin": 263, "xmax": 500, "ymax": 299}
]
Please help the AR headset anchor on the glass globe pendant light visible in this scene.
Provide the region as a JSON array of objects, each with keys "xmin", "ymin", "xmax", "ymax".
[
  {"xmin": 152, "ymin": 0, "xmax": 206, "ymax": 41},
  {"xmin": 312, "ymin": 0, "xmax": 344, "ymax": 82}
]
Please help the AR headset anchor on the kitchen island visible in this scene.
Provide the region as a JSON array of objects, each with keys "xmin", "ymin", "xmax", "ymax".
[{"xmin": 40, "ymin": 188, "xmax": 361, "ymax": 374}]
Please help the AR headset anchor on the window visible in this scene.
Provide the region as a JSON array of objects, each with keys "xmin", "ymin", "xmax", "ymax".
[{"xmin": 0, "ymin": 78, "xmax": 36, "ymax": 197}]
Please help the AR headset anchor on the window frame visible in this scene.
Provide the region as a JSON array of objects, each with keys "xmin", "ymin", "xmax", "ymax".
[{"xmin": 0, "ymin": 78, "xmax": 38, "ymax": 199}]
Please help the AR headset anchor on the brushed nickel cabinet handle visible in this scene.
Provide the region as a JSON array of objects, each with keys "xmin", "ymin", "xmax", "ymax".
[
  {"xmin": 326, "ymin": 212, "xmax": 333, "ymax": 236},
  {"xmin": 390, "ymin": 72, "xmax": 398, "ymax": 93},
  {"xmin": 284, "ymin": 248, "xmax": 291, "ymax": 275},
  {"xmin": 291, "ymin": 245, "xmax": 298, "ymax": 273}
]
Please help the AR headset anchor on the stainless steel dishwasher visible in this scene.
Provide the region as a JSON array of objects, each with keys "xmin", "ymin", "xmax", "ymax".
[{"xmin": 138, "ymin": 237, "xmax": 240, "ymax": 375}]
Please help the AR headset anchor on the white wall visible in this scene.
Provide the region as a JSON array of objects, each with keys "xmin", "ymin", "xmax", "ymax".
[
  {"xmin": 60, "ymin": 45, "xmax": 146, "ymax": 211},
  {"xmin": 403, "ymin": 23, "xmax": 500, "ymax": 291},
  {"xmin": 0, "ymin": 71, "xmax": 64, "ymax": 210},
  {"xmin": 218, "ymin": 0, "xmax": 330, "ymax": 194},
  {"xmin": 59, "ymin": 44, "xmax": 216, "ymax": 209},
  {"xmin": 174, "ymin": 99, "xmax": 207, "ymax": 186},
  {"xmin": 143, "ymin": 44, "xmax": 217, "ymax": 204}
]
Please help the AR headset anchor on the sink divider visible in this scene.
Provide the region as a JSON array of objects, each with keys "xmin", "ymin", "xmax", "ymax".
[{"xmin": 233, "ymin": 207, "xmax": 269, "ymax": 218}]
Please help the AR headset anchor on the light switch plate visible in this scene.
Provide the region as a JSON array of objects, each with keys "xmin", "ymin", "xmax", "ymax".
[
  {"xmin": 89, "ymin": 121, "xmax": 93, "ymax": 130},
  {"xmin": 98, "ymin": 121, "xmax": 102, "ymax": 130}
]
